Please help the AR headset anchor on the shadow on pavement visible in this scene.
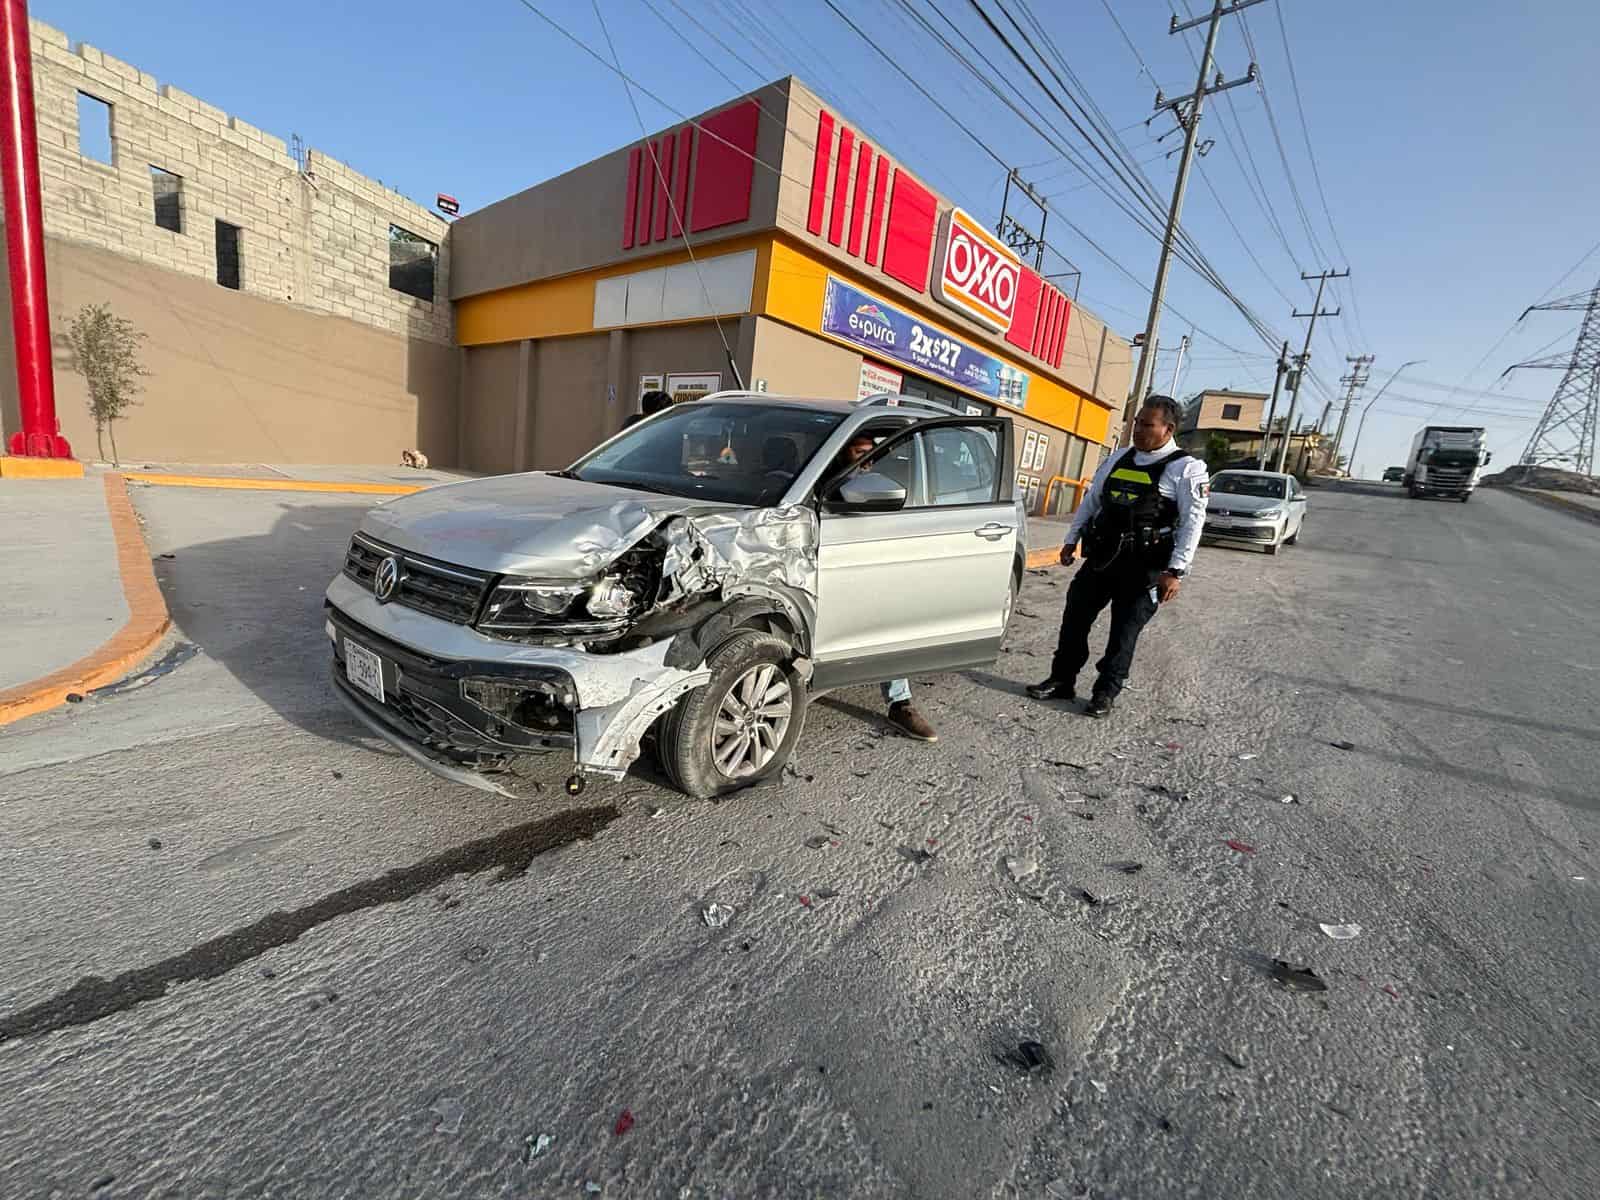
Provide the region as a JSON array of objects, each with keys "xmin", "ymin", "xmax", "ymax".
[
  {"xmin": 153, "ymin": 500, "xmax": 391, "ymax": 752},
  {"xmin": 1262, "ymin": 669, "xmax": 1600, "ymax": 745}
]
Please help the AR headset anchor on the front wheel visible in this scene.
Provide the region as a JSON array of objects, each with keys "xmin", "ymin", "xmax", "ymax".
[
  {"xmin": 1460, "ymin": 492, "xmax": 1471, "ymax": 503},
  {"xmin": 1286, "ymin": 521, "xmax": 1300, "ymax": 546},
  {"xmin": 1264, "ymin": 539, "xmax": 1281, "ymax": 556},
  {"xmin": 659, "ymin": 631, "xmax": 806, "ymax": 799}
]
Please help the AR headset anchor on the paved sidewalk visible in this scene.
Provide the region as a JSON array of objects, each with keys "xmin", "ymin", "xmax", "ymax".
[
  {"xmin": 0, "ymin": 477, "xmax": 127, "ymax": 692},
  {"xmin": 124, "ymin": 462, "xmax": 474, "ymax": 488}
]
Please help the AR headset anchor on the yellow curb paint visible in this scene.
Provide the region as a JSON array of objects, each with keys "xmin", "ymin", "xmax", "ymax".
[
  {"xmin": 0, "ymin": 474, "xmax": 172, "ymax": 726},
  {"xmin": 0, "ymin": 456, "xmax": 86, "ymax": 478},
  {"xmin": 123, "ymin": 473, "xmax": 425, "ymax": 496},
  {"xmin": 1025, "ymin": 546, "xmax": 1062, "ymax": 569}
]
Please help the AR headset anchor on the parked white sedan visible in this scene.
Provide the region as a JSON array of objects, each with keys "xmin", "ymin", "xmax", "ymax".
[{"xmin": 1201, "ymin": 470, "xmax": 1307, "ymax": 555}]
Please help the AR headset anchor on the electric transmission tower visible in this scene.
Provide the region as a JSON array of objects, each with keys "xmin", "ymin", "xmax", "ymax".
[{"xmin": 1502, "ymin": 279, "xmax": 1600, "ymax": 474}]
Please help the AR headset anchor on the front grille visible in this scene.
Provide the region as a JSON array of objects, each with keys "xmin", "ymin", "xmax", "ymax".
[
  {"xmin": 1206, "ymin": 520, "xmax": 1277, "ymax": 542},
  {"xmin": 344, "ymin": 534, "xmax": 491, "ymax": 625}
]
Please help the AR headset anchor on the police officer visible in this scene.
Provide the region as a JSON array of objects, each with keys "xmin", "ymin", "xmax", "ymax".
[{"xmin": 1026, "ymin": 395, "xmax": 1208, "ymax": 717}]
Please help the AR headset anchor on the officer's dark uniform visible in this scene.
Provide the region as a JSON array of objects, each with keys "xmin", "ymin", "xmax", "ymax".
[{"xmin": 1045, "ymin": 447, "xmax": 1192, "ymax": 703}]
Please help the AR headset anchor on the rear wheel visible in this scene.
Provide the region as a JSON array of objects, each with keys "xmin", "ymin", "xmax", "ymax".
[{"xmin": 659, "ymin": 631, "xmax": 806, "ymax": 799}]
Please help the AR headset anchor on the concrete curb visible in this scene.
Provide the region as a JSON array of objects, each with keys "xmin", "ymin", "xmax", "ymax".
[
  {"xmin": 0, "ymin": 474, "xmax": 172, "ymax": 726},
  {"xmin": 1503, "ymin": 486, "xmax": 1600, "ymax": 525},
  {"xmin": 1025, "ymin": 546, "xmax": 1062, "ymax": 569},
  {"xmin": 124, "ymin": 472, "xmax": 425, "ymax": 496}
]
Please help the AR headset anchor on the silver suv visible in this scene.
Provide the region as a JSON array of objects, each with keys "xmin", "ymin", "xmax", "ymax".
[{"xmin": 324, "ymin": 393, "xmax": 1025, "ymax": 798}]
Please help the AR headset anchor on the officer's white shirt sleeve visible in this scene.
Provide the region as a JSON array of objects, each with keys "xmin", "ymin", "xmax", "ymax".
[
  {"xmin": 1167, "ymin": 456, "xmax": 1210, "ymax": 573},
  {"xmin": 1064, "ymin": 455, "xmax": 1117, "ymax": 547}
]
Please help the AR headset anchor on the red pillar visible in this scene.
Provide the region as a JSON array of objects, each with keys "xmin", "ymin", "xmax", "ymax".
[{"xmin": 1, "ymin": 0, "xmax": 69, "ymax": 458}]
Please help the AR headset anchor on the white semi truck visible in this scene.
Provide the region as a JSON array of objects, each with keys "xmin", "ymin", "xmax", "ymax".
[{"xmin": 1404, "ymin": 426, "xmax": 1491, "ymax": 501}]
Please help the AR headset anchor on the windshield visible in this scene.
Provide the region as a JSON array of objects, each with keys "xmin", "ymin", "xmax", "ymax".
[
  {"xmin": 569, "ymin": 403, "xmax": 846, "ymax": 506},
  {"xmin": 1211, "ymin": 474, "xmax": 1287, "ymax": 499}
]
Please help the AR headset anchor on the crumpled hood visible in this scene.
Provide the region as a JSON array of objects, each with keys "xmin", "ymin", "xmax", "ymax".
[{"xmin": 360, "ymin": 472, "xmax": 736, "ymax": 578}]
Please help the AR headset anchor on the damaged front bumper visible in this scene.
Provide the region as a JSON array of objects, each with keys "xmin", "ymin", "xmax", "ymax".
[{"xmin": 325, "ymin": 573, "xmax": 710, "ymax": 789}]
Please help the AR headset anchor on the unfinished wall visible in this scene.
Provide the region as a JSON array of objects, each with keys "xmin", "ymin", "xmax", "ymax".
[
  {"xmin": 0, "ymin": 237, "xmax": 458, "ymax": 464},
  {"xmin": 2, "ymin": 18, "xmax": 459, "ymax": 463}
]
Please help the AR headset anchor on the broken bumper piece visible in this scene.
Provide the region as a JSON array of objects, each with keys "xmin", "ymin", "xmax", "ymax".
[{"xmin": 325, "ymin": 573, "xmax": 711, "ymax": 787}]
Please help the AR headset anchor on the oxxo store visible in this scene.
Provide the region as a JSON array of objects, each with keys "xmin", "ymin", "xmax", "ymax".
[{"xmin": 447, "ymin": 78, "xmax": 1132, "ymax": 512}]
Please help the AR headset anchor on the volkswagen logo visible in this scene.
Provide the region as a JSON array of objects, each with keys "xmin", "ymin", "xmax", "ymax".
[{"xmin": 373, "ymin": 556, "xmax": 402, "ymax": 603}]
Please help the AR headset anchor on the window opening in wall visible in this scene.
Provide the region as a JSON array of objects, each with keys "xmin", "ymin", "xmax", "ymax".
[
  {"xmin": 150, "ymin": 166, "xmax": 182, "ymax": 233},
  {"xmin": 215, "ymin": 220, "xmax": 241, "ymax": 290},
  {"xmin": 76, "ymin": 93, "xmax": 113, "ymax": 164},
  {"xmin": 1221, "ymin": 403, "xmax": 1242, "ymax": 420},
  {"xmin": 388, "ymin": 225, "xmax": 436, "ymax": 302}
]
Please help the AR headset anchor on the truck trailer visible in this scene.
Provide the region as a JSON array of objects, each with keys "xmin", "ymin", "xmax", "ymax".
[{"xmin": 1404, "ymin": 426, "xmax": 1491, "ymax": 501}]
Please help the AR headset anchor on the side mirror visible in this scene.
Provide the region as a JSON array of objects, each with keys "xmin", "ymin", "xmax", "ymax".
[{"xmin": 828, "ymin": 471, "xmax": 907, "ymax": 513}]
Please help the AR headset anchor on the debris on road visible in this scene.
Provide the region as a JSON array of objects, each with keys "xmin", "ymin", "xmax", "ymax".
[
  {"xmin": 521, "ymin": 1133, "xmax": 553, "ymax": 1164},
  {"xmin": 897, "ymin": 845, "xmax": 935, "ymax": 863},
  {"xmin": 1318, "ymin": 923, "xmax": 1362, "ymax": 940},
  {"xmin": 431, "ymin": 1096, "xmax": 465, "ymax": 1134},
  {"xmin": 65, "ymin": 693, "xmax": 83, "ymax": 703},
  {"xmin": 1276, "ymin": 794, "xmax": 1300, "ymax": 805},
  {"xmin": 1000, "ymin": 1041, "xmax": 1054, "ymax": 1073},
  {"xmin": 701, "ymin": 903, "xmax": 734, "ymax": 928},
  {"xmin": 613, "ymin": 1109, "xmax": 634, "ymax": 1136},
  {"xmin": 1380, "ymin": 983, "xmax": 1401, "ymax": 1001},
  {"xmin": 798, "ymin": 895, "xmax": 813, "ymax": 908},
  {"xmin": 1268, "ymin": 960, "xmax": 1328, "ymax": 993},
  {"xmin": 1005, "ymin": 854, "xmax": 1038, "ymax": 880},
  {"xmin": 1068, "ymin": 887, "xmax": 1101, "ymax": 907},
  {"xmin": 804, "ymin": 834, "xmax": 831, "ymax": 849},
  {"xmin": 1330, "ymin": 740, "xmax": 1356, "ymax": 751},
  {"xmin": 147, "ymin": 837, "xmax": 162, "ymax": 850},
  {"xmin": 1090, "ymin": 1079, "xmax": 1108, "ymax": 1096},
  {"xmin": 584, "ymin": 1183, "xmax": 602, "ymax": 1195},
  {"xmin": 1107, "ymin": 860, "xmax": 1143, "ymax": 875},
  {"xmin": 1220, "ymin": 1049, "xmax": 1246, "ymax": 1070},
  {"xmin": 814, "ymin": 887, "xmax": 839, "ymax": 900},
  {"xmin": 1225, "ymin": 839, "xmax": 1256, "ymax": 854},
  {"xmin": 1238, "ymin": 753, "xmax": 1259, "ymax": 761},
  {"xmin": 461, "ymin": 944, "xmax": 489, "ymax": 962}
]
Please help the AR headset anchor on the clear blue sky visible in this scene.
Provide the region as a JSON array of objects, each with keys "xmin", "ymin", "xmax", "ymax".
[{"xmin": 38, "ymin": 0, "xmax": 1600, "ymax": 474}]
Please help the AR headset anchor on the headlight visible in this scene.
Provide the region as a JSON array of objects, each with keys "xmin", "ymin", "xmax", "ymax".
[
  {"xmin": 586, "ymin": 576, "xmax": 638, "ymax": 617},
  {"xmin": 1256, "ymin": 507, "xmax": 1285, "ymax": 520},
  {"xmin": 479, "ymin": 580, "xmax": 585, "ymax": 631}
]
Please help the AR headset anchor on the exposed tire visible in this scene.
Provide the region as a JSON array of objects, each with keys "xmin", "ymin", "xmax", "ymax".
[
  {"xmin": 659, "ymin": 631, "xmax": 806, "ymax": 799},
  {"xmin": 999, "ymin": 568, "xmax": 1021, "ymax": 648}
]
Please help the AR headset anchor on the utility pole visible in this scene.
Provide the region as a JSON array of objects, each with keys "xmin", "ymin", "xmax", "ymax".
[
  {"xmin": 1169, "ymin": 330, "xmax": 1191, "ymax": 396},
  {"xmin": 1127, "ymin": 0, "xmax": 1265, "ymax": 409},
  {"xmin": 1275, "ymin": 268, "xmax": 1347, "ymax": 473},
  {"xmin": 1330, "ymin": 353, "xmax": 1374, "ymax": 473},
  {"xmin": 1259, "ymin": 340, "xmax": 1290, "ymax": 468},
  {"xmin": 1348, "ymin": 358, "xmax": 1423, "ymax": 478}
]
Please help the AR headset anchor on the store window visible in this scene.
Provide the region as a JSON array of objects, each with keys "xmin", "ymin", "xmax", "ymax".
[{"xmin": 900, "ymin": 376, "xmax": 993, "ymax": 418}]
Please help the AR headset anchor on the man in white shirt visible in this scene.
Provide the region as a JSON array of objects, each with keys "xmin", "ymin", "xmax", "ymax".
[{"xmin": 1026, "ymin": 395, "xmax": 1209, "ymax": 717}]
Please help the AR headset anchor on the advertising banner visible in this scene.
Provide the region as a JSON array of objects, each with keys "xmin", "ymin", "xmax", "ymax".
[{"xmin": 822, "ymin": 277, "xmax": 1029, "ymax": 408}]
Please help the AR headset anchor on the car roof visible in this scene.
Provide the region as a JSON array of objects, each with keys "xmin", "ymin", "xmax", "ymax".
[
  {"xmin": 1214, "ymin": 469, "xmax": 1292, "ymax": 479},
  {"xmin": 684, "ymin": 392, "xmax": 972, "ymax": 418}
]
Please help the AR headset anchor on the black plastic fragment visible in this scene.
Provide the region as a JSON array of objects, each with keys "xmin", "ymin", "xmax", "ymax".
[{"xmin": 1268, "ymin": 959, "xmax": 1328, "ymax": 992}]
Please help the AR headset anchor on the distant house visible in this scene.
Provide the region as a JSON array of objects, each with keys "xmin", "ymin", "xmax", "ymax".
[{"xmin": 1176, "ymin": 388, "xmax": 1321, "ymax": 476}]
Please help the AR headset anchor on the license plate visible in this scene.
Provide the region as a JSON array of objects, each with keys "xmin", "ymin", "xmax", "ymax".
[{"xmin": 344, "ymin": 639, "xmax": 385, "ymax": 704}]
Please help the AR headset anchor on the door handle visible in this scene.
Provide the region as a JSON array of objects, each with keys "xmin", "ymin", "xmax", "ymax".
[{"xmin": 973, "ymin": 523, "xmax": 1013, "ymax": 541}]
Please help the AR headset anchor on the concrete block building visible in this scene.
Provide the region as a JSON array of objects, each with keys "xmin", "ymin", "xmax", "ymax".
[{"xmin": 0, "ymin": 17, "xmax": 455, "ymax": 464}]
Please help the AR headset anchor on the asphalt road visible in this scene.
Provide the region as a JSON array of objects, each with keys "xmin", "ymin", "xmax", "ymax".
[{"xmin": 2, "ymin": 480, "xmax": 1596, "ymax": 1199}]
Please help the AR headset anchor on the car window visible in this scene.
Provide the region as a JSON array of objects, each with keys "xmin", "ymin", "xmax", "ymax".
[
  {"xmin": 915, "ymin": 425, "xmax": 1000, "ymax": 507},
  {"xmin": 1212, "ymin": 474, "xmax": 1287, "ymax": 498},
  {"xmin": 570, "ymin": 403, "xmax": 845, "ymax": 506}
]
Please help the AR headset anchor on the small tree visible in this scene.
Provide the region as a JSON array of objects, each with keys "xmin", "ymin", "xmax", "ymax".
[
  {"xmin": 66, "ymin": 302, "xmax": 147, "ymax": 465},
  {"xmin": 1204, "ymin": 431, "xmax": 1231, "ymax": 475}
]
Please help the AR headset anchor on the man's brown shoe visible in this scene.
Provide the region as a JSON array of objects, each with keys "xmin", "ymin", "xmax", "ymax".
[{"xmin": 887, "ymin": 701, "xmax": 938, "ymax": 742}]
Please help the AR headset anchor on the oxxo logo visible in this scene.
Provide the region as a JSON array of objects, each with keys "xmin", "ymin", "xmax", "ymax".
[{"xmin": 933, "ymin": 208, "xmax": 1021, "ymax": 333}]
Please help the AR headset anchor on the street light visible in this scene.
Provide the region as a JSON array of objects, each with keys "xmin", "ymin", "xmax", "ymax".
[{"xmin": 1347, "ymin": 360, "xmax": 1423, "ymax": 479}]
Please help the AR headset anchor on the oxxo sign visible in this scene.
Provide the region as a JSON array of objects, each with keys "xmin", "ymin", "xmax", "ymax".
[{"xmin": 932, "ymin": 207, "xmax": 1021, "ymax": 333}]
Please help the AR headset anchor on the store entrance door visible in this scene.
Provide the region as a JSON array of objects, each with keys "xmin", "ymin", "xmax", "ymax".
[{"xmin": 900, "ymin": 375, "xmax": 994, "ymax": 418}]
